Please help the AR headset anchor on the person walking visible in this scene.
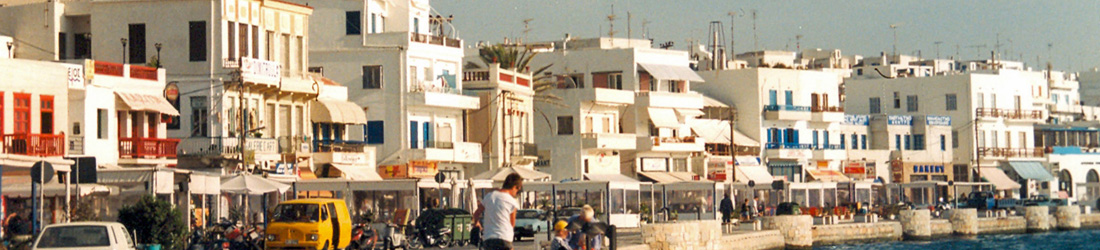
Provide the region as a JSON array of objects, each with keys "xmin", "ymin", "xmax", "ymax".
[
  {"xmin": 751, "ymin": 196, "xmax": 761, "ymax": 218},
  {"xmin": 719, "ymin": 194, "xmax": 734, "ymax": 224},
  {"xmin": 740, "ymin": 199, "xmax": 750, "ymax": 221},
  {"xmin": 473, "ymin": 173, "xmax": 524, "ymax": 250}
]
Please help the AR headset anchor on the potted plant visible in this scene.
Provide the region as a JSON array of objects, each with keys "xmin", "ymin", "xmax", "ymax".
[{"xmin": 118, "ymin": 195, "xmax": 187, "ymax": 250}]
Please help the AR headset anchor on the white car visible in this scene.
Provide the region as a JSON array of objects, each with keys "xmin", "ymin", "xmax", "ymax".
[{"xmin": 32, "ymin": 222, "xmax": 137, "ymax": 250}]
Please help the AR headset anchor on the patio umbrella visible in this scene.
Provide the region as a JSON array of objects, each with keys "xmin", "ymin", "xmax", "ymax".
[
  {"xmin": 473, "ymin": 166, "xmax": 551, "ymax": 181},
  {"xmin": 221, "ymin": 173, "xmax": 291, "ymax": 195}
]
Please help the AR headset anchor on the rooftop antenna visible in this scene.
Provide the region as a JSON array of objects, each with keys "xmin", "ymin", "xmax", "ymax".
[
  {"xmin": 607, "ymin": 4, "xmax": 617, "ymax": 39},
  {"xmin": 727, "ymin": 10, "xmax": 743, "ymax": 58},
  {"xmin": 522, "ymin": 18, "xmax": 533, "ymax": 44},
  {"xmin": 965, "ymin": 44, "xmax": 987, "ymax": 59},
  {"xmin": 934, "ymin": 41, "xmax": 943, "ymax": 59},
  {"xmin": 993, "ymin": 33, "xmax": 1003, "ymax": 58},
  {"xmin": 889, "ymin": 23, "xmax": 903, "ymax": 56},
  {"xmin": 796, "ymin": 26, "xmax": 803, "ymax": 51},
  {"xmin": 627, "ymin": 12, "xmax": 632, "ymax": 40},
  {"xmin": 751, "ymin": 9, "xmax": 759, "ymax": 52},
  {"xmin": 642, "ymin": 19, "xmax": 652, "ymax": 40}
]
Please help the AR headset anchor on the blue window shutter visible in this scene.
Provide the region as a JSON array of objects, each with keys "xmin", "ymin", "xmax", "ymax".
[
  {"xmin": 410, "ymin": 121, "xmax": 419, "ymax": 149},
  {"xmin": 767, "ymin": 128, "xmax": 773, "ymax": 143},
  {"xmin": 424, "ymin": 122, "xmax": 432, "ymax": 147},
  {"xmin": 792, "ymin": 129, "xmax": 799, "ymax": 144},
  {"xmin": 769, "ymin": 90, "xmax": 778, "ymax": 106},
  {"xmin": 940, "ymin": 135, "xmax": 946, "ymax": 151},
  {"xmin": 861, "ymin": 135, "xmax": 867, "ymax": 149},
  {"xmin": 812, "ymin": 130, "xmax": 819, "ymax": 148},
  {"xmin": 851, "ymin": 134, "xmax": 858, "ymax": 149},
  {"xmin": 895, "ymin": 135, "xmax": 901, "ymax": 150},
  {"xmin": 840, "ymin": 134, "xmax": 846, "ymax": 149},
  {"xmin": 823, "ymin": 131, "xmax": 830, "ymax": 146},
  {"xmin": 784, "ymin": 90, "xmax": 793, "ymax": 105},
  {"xmin": 366, "ymin": 121, "xmax": 384, "ymax": 144}
]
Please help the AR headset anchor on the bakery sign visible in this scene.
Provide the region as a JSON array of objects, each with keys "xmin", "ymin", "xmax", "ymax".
[{"xmin": 239, "ymin": 57, "xmax": 281, "ymax": 86}]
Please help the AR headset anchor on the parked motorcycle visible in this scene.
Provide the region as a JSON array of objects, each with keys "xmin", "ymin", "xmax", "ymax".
[
  {"xmin": 415, "ymin": 226, "xmax": 451, "ymax": 248},
  {"xmin": 350, "ymin": 218, "xmax": 379, "ymax": 250},
  {"xmin": 382, "ymin": 221, "xmax": 422, "ymax": 250}
]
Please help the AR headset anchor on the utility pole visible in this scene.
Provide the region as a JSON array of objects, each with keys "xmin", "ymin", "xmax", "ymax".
[
  {"xmin": 973, "ymin": 110, "xmax": 981, "ymax": 183},
  {"xmin": 727, "ymin": 107, "xmax": 738, "ymax": 199}
]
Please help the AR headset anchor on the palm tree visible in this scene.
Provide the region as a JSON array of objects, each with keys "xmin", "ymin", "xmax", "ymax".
[{"xmin": 477, "ymin": 44, "xmax": 560, "ymax": 106}]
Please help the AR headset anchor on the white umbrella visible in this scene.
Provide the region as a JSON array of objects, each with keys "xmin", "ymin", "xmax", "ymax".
[{"xmin": 221, "ymin": 173, "xmax": 291, "ymax": 195}]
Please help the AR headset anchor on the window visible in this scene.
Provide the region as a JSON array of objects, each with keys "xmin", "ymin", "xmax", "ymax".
[
  {"xmin": 0, "ymin": 93, "xmax": 3, "ymax": 135},
  {"xmin": 190, "ymin": 97, "xmax": 208, "ymax": 137},
  {"xmin": 977, "ymin": 93, "xmax": 985, "ymax": 109},
  {"xmin": 409, "ymin": 121, "xmax": 419, "ymax": 148},
  {"xmin": 413, "ymin": 17, "xmax": 420, "ymax": 34},
  {"xmin": 785, "ymin": 128, "xmax": 797, "ymax": 144},
  {"xmin": 128, "ymin": 23, "xmax": 146, "ymax": 64},
  {"xmin": 869, "ymin": 97, "xmax": 881, "ymax": 114},
  {"xmin": 952, "ymin": 131, "xmax": 959, "ymax": 148},
  {"xmin": 913, "ymin": 134, "xmax": 925, "ymax": 150},
  {"xmin": 977, "ymin": 131, "xmax": 985, "ymax": 148},
  {"xmin": 366, "ymin": 121, "xmax": 384, "ymax": 144},
  {"xmin": 991, "ymin": 132, "xmax": 998, "ymax": 148},
  {"xmin": 13, "ymin": 93, "xmax": 30, "ymax": 134},
  {"xmin": 893, "ymin": 92, "xmax": 900, "ymax": 109},
  {"xmin": 895, "ymin": 134, "xmax": 901, "ymax": 150},
  {"xmin": 784, "ymin": 90, "xmax": 793, "ymax": 105},
  {"xmin": 840, "ymin": 133, "xmax": 846, "ymax": 149},
  {"xmin": 945, "ymin": 94, "xmax": 957, "ymax": 111},
  {"xmin": 251, "ymin": 25, "xmax": 259, "ymax": 59},
  {"xmin": 906, "ymin": 95, "xmax": 918, "ymax": 112},
  {"xmin": 227, "ymin": 23, "xmax": 236, "ymax": 60},
  {"xmin": 238, "ymin": 23, "xmax": 249, "ymax": 59},
  {"xmin": 40, "ymin": 95, "xmax": 53, "ymax": 134},
  {"xmin": 557, "ymin": 116, "xmax": 574, "ymax": 135},
  {"xmin": 1019, "ymin": 132, "xmax": 1027, "ymax": 149},
  {"xmin": 609, "ymin": 73, "xmax": 623, "ymax": 90},
  {"xmin": 363, "ymin": 65, "xmax": 382, "ymax": 89},
  {"xmin": 940, "ymin": 135, "xmax": 947, "ymax": 151},
  {"xmin": 346, "ymin": 11, "xmax": 362, "ymax": 35},
  {"xmin": 147, "ymin": 113, "xmax": 158, "ymax": 138},
  {"xmin": 861, "ymin": 135, "xmax": 867, "ymax": 149},
  {"xmin": 1014, "ymin": 95, "xmax": 1022, "ymax": 111},
  {"xmin": 812, "ymin": 130, "xmax": 819, "ymax": 148},
  {"xmin": 74, "ymin": 33, "xmax": 91, "ymax": 59},
  {"xmin": 904, "ymin": 135, "xmax": 912, "ymax": 150},
  {"xmin": 769, "ymin": 90, "xmax": 778, "ymax": 106},
  {"xmin": 851, "ymin": 134, "xmax": 858, "ymax": 149},
  {"xmin": 96, "ymin": 109, "xmax": 108, "ymax": 139},
  {"xmin": 58, "ymin": 32, "xmax": 67, "ymax": 60},
  {"xmin": 370, "ymin": 13, "xmax": 379, "ymax": 33},
  {"xmin": 823, "ymin": 131, "xmax": 830, "ymax": 146}
]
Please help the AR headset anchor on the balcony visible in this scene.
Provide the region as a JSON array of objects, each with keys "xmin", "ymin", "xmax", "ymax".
[
  {"xmin": 410, "ymin": 33, "xmax": 462, "ymax": 48},
  {"xmin": 638, "ymin": 136, "xmax": 704, "ymax": 152},
  {"xmin": 977, "ymin": 147, "xmax": 1045, "ymax": 159},
  {"xmin": 463, "ymin": 66, "xmax": 533, "ymax": 92},
  {"xmin": 509, "ymin": 142, "xmax": 539, "ymax": 157},
  {"xmin": 582, "ymin": 133, "xmax": 637, "ymax": 150},
  {"xmin": 561, "ymin": 87, "xmax": 634, "ymax": 106},
  {"xmin": 636, "ymin": 91, "xmax": 704, "ymax": 109},
  {"xmin": 2, "ymin": 134, "xmax": 64, "ymax": 157},
  {"xmin": 811, "ymin": 106, "xmax": 845, "ymax": 122},
  {"xmin": 764, "ymin": 142, "xmax": 812, "ymax": 159},
  {"xmin": 119, "ymin": 137, "xmax": 180, "ymax": 159},
  {"xmin": 975, "ymin": 108, "xmax": 1045, "ymax": 122},
  {"xmin": 812, "ymin": 144, "xmax": 845, "ymax": 160},
  {"xmin": 279, "ymin": 136, "xmax": 311, "ymax": 154},
  {"xmin": 763, "ymin": 105, "xmax": 812, "ymax": 121},
  {"xmin": 313, "ymin": 139, "xmax": 370, "ymax": 153},
  {"xmin": 407, "ymin": 86, "xmax": 480, "ymax": 110},
  {"xmin": 178, "ymin": 137, "xmax": 279, "ymax": 156},
  {"xmin": 409, "ymin": 141, "xmax": 483, "ymax": 163}
]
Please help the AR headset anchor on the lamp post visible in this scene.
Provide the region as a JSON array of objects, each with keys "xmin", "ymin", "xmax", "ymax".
[
  {"xmin": 120, "ymin": 38, "xmax": 128, "ymax": 64},
  {"xmin": 154, "ymin": 43, "xmax": 163, "ymax": 68}
]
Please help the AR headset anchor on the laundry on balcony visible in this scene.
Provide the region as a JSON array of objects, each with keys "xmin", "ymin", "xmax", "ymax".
[
  {"xmin": 647, "ymin": 107, "xmax": 681, "ymax": 128},
  {"xmin": 311, "ymin": 99, "xmax": 368, "ymax": 124},
  {"xmin": 115, "ymin": 92, "xmax": 180, "ymax": 116},
  {"xmin": 979, "ymin": 167, "xmax": 1022, "ymax": 190},
  {"xmin": 1003, "ymin": 161, "xmax": 1054, "ymax": 182},
  {"xmin": 637, "ymin": 63, "xmax": 705, "ymax": 82}
]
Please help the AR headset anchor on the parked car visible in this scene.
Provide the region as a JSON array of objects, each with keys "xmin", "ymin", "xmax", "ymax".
[
  {"xmin": 32, "ymin": 222, "xmax": 137, "ymax": 250},
  {"xmin": 514, "ymin": 209, "xmax": 548, "ymax": 240},
  {"xmin": 555, "ymin": 207, "xmax": 584, "ymax": 219},
  {"xmin": 776, "ymin": 202, "xmax": 802, "ymax": 215},
  {"xmin": 265, "ymin": 198, "xmax": 352, "ymax": 250},
  {"xmin": 962, "ymin": 191, "xmax": 1018, "ymax": 210}
]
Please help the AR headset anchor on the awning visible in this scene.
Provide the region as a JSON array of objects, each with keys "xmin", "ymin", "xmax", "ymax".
[
  {"xmin": 584, "ymin": 174, "xmax": 641, "ymax": 183},
  {"xmin": 675, "ymin": 108, "xmax": 705, "ymax": 119},
  {"xmin": 735, "ymin": 166, "xmax": 774, "ymax": 186},
  {"xmin": 1005, "ymin": 161, "xmax": 1054, "ymax": 182},
  {"xmin": 116, "ymin": 92, "xmax": 180, "ymax": 116},
  {"xmin": 294, "ymin": 179, "xmax": 350, "ymax": 191},
  {"xmin": 328, "ymin": 163, "xmax": 384, "ymax": 181},
  {"xmin": 979, "ymin": 167, "xmax": 1022, "ymax": 191},
  {"xmin": 2, "ymin": 183, "xmax": 110, "ymax": 197},
  {"xmin": 701, "ymin": 95, "xmax": 728, "ymax": 108},
  {"xmin": 806, "ymin": 169, "xmax": 850, "ymax": 182},
  {"xmin": 473, "ymin": 166, "xmax": 551, "ymax": 181},
  {"xmin": 311, "ymin": 99, "xmax": 367, "ymax": 124},
  {"xmin": 189, "ymin": 173, "xmax": 222, "ymax": 195},
  {"xmin": 648, "ymin": 107, "xmax": 681, "ymax": 128},
  {"xmin": 687, "ymin": 119, "xmax": 761, "ymax": 146},
  {"xmin": 638, "ymin": 63, "xmax": 705, "ymax": 82},
  {"xmin": 637, "ymin": 171, "xmax": 697, "ymax": 183}
]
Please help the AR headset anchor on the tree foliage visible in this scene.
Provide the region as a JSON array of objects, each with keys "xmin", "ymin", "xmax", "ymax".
[{"xmin": 118, "ymin": 195, "xmax": 187, "ymax": 250}]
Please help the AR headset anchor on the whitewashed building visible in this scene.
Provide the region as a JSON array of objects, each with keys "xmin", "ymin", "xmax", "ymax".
[
  {"xmin": 291, "ymin": 0, "xmax": 481, "ymax": 179},
  {"xmin": 461, "ymin": 62, "xmax": 542, "ymax": 178}
]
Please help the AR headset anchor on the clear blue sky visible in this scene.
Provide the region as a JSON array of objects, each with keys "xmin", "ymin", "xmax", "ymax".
[{"xmin": 432, "ymin": 0, "xmax": 1099, "ymax": 72}]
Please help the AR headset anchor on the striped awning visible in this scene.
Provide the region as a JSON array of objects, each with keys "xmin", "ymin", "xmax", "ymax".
[{"xmin": 116, "ymin": 92, "xmax": 180, "ymax": 116}]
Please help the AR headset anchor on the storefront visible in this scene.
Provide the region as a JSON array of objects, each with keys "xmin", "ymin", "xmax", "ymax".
[
  {"xmin": 891, "ymin": 161, "xmax": 952, "ymax": 183},
  {"xmin": 526, "ymin": 174, "xmax": 642, "ymax": 228}
]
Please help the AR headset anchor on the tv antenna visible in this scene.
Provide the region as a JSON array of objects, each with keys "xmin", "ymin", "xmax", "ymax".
[
  {"xmin": 751, "ymin": 9, "xmax": 759, "ymax": 51},
  {"xmin": 607, "ymin": 4, "xmax": 617, "ymax": 38},
  {"xmin": 889, "ymin": 23, "xmax": 903, "ymax": 56},
  {"xmin": 522, "ymin": 18, "xmax": 533, "ymax": 43}
]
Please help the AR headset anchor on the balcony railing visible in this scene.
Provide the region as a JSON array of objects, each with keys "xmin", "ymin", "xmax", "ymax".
[
  {"xmin": 2, "ymin": 133, "xmax": 65, "ymax": 156},
  {"xmin": 654, "ymin": 136, "xmax": 697, "ymax": 145},
  {"xmin": 764, "ymin": 105, "xmax": 812, "ymax": 112},
  {"xmin": 425, "ymin": 140, "xmax": 455, "ymax": 149},
  {"xmin": 313, "ymin": 139, "xmax": 369, "ymax": 153},
  {"xmin": 119, "ymin": 137, "xmax": 180, "ymax": 158},
  {"xmin": 410, "ymin": 33, "xmax": 461, "ymax": 48},
  {"xmin": 765, "ymin": 142, "xmax": 813, "ymax": 150},
  {"xmin": 977, "ymin": 147, "xmax": 1046, "ymax": 158},
  {"xmin": 509, "ymin": 142, "xmax": 538, "ymax": 157},
  {"xmin": 463, "ymin": 71, "xmax": 490, "ymax": 82},
  {"xmin": 815, "ymin": 144, "xmax": 844, "ymax": 150},
  {"xmin": 975, "ymin": 108, "xmax": 1043, "ymax": 120},
  {"xmin": 811, "ymin": 106, "xmax": 844, "ymax": 112}
]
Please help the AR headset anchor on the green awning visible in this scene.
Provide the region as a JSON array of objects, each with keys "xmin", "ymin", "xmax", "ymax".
[{"xmin": 1005, "ymin": 161, "xmax": 1054, "ymax": 182}]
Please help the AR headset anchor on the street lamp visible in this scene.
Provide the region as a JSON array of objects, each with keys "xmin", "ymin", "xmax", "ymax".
[
  {"xmin": 154, "ymin": 43, "xmax": 163, "ymax": 68},
  {"xmin": 120, "ymin": 38, "xmax": 128, "ymax": 64}
]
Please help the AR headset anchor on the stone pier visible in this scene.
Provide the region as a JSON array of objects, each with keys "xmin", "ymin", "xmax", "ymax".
[
  {"xmin": 949, "ymin": 208, "xmax": 979, "ymax": 235},
  {"xmin": 761, "ymin": 215, "xmax": 814, "ymax": 249},
  {"xmin": 898, "ymin": 209, "xmax": 932, "ymax": 240},
  {"xmin": 1023, "ymin": 206, "xmax": 1052, "ymax": 232},
  {"xmin": 1055, "ymin": 205, "xmax": 1081, "ymax": 230}
]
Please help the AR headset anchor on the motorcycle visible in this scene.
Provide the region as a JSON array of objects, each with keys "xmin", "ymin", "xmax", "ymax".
[
  {"xmin": 415, "ymin": 226, "xmax": 451, "ymax": 248},
  {"xmin": 350, "ymin": 219, "xmax": 379, "ymax": 250},
  {"xmin": 382, "ymin": 221, "xmax": 421, "ymax": 250}
]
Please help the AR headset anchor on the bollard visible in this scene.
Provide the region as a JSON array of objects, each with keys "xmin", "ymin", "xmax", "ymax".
[
  {"xmin": 1055, "ymin": 206, "xmax": 1081, "ymax": 230},
  {"xmin": 1024, "ymin": 206, "xmax": 1052, "ymax": 232},
  {"xmin": 950, "ymin": 208, "xmax": 979, "ymax": 235},
  {"xmin": 899, "ymin": 209, "xmax": 932, "ymax": 241},
  {"xmin": 608, "ymin": 225, "xmax": 617, "ymax": 250},
  {"xmin": 761, "ymin": 215, "xmax": 813, "ymax": 249}
]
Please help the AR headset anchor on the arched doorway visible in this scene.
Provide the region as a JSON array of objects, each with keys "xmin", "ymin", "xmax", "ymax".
[
  {"xmin": 1087, "ymin": 169, "xmax": 1100, "ymax": 207},
  {"xmin": 1059, "ymin": 170, "xmax": 1073, "ymax": 196}
]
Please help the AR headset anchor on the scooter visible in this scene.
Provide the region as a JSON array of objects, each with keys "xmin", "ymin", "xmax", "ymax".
[
  {"xmin": 415, "ymin": 226, "xmax": 451, "ymax": 248},
  {"xmin": 350, "ymin": 220, "xmax": 378, "ymax": 250}
]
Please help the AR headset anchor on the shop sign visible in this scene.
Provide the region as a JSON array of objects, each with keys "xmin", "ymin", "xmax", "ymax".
[
  {"xmin": 408, "ymin": 160, "xmax": 438, "ymax": 178},
  {"xmin": 379, "ymin": 165, "xmax": 408, "ymax": 179},
  {"xmin": 333, "ymin": 152, "xmax": 369, "ymax": 165},
  {"xmin": 843, "ymin": 114, "xmax": 869, "ymax": 125},
  {"xmin": 926, "ymin": 115, "xmax": 951, "ymax": 126},
  {"xmin": 887, "ymin": 115, "xmax": 912, "ymax": 125},
  {"xmin": 240, "ymin": 57, "xmax": 281, "ymax": 86},
  {"xmin": 640, "ymin": 157, "xmax": 668, "ymax": 172}
]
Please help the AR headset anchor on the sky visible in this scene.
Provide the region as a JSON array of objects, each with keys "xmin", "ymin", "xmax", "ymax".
[{"xmin": 431, "ymin": 0, "xmax": 1100, "ymax": 72}]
